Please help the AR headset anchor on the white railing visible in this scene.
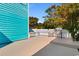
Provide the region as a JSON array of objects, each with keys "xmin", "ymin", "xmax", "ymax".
[{"xmin": 30, "ymin": 29, "xmax": 71, "ymax": 38}]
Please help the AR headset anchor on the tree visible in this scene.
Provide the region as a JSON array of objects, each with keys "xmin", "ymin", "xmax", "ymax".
[
  {"xmin": 29, "ymin": 17, "xmax": 38, "ymax": 29},
  {"xmin": 36, "ymin": 23, "xmax": 43, "ymax": 29},
  {"xmin": 43, "ymin": 18, "xmax": 55, "ymax": 29},
  {"xmin": 64, "ymin": 10, "xmax": 79, "ymax": 41},
  {"xmin": 45, "ymin": 3, "xmax": 79, "ymax": 41}
]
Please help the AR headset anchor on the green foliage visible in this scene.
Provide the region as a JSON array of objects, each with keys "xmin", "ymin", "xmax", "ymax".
[
  {"xmin": 43, "ymin": 19, "xmax": 55, "ymax": 29},
  {"xmin": 45, "ymin": 3, "xmax": 79, "ymax": 41},
  {"xmin": 29, "ymin": 4, "xmax": 79, "ymax": 41},
  {"xmin": 37, "ymin": 23, "xmax": 43, "ymax": 29},
  {"xmin": 29, "ymin": 17, "xmax": 38, "ymax": 29}
]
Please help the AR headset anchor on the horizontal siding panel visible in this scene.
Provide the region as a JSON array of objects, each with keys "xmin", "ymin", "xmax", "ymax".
[{"xmin": 0, "ymin": 3, "xmax": 28, "ymax": 44}]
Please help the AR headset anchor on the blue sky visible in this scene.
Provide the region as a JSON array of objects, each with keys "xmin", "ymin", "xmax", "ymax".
[{"xmin": 29, "ymin": 3, "xmax": 61, "ymax": 23}]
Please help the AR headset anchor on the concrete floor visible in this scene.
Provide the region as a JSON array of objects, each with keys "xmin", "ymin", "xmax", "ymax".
[
  {"xmin": 1, "ymin": 36, "xmax": 79, "ymax": 56},
  {"xmin": 0, "ymin": 36, "xmax": 55, "ymax": 56},
  {"xmin": 34, "ymin": 43, "xmax": 79, "ymax": 56}
]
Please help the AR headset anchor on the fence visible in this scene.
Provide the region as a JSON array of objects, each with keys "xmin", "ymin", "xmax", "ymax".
[{"xmin": 30, "ymin": 29, "xmax": 71, "ymax": 39}]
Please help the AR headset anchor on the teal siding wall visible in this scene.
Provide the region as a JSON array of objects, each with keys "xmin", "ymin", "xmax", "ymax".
[{"xmin": 0, "ymin": 3, "xmax": 28, "ymax": 44}]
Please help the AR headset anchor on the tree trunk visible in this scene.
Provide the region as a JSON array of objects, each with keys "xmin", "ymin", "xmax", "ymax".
[
  {"xmin": 71, "ymin": 32, "xmax": 76, "ymax": 41},
  {"xmin": 71, "ymin": 33, "xmax": 79, "ymax": 52}
]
